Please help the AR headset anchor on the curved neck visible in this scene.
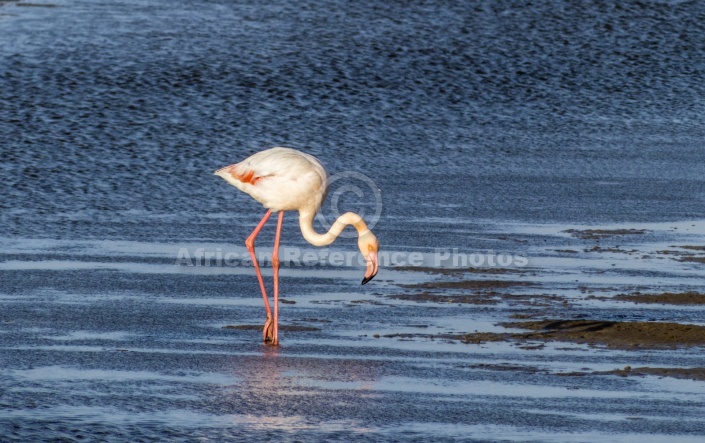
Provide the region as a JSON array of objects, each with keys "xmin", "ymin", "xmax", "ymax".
[{"xmin": 299, "ymin": 210, "xmax": 370, "ymax": 246}]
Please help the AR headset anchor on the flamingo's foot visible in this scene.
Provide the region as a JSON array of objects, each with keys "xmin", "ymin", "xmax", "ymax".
[{"xmin": 263, "ymin": 316, "xmax": 278, "ymax": 345}]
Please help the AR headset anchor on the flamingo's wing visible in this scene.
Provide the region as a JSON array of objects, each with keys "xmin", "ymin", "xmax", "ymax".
[
  {"xmin": 229, "ymin": 167, "xmax": 266, "ymax": 185},
  {"xmin": 214, "ymin": 162, "xmax": 275, "ymax": 187}
]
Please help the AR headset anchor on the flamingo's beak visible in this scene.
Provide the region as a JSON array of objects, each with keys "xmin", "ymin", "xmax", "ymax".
[{"xmin": 361, "ymin": 251, "xmax": 379, "ymax": 285}]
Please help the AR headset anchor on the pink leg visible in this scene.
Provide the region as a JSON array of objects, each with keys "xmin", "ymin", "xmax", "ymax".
[
  {"xmin": 245, "ymin": 210, "xmax": 274, "ymax": 342},
  {"xmin": 271, "ymin": 211, "xmax": 284, "ymax": 346}
]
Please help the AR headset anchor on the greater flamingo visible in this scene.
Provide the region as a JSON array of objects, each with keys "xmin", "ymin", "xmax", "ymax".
[{"xmin": 215, "ymin": 147, "xmax": 379, "ymax": 345}]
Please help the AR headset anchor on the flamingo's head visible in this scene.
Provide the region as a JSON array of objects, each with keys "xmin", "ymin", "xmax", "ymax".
[{"xmin": 358, "ymin": 231, "xmax": 379, "ymax": 285}]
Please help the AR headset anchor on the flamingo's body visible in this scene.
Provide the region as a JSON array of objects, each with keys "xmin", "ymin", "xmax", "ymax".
[{"xmin": 215, "ymin": 147, "xmax": 379, "ymax": 345}]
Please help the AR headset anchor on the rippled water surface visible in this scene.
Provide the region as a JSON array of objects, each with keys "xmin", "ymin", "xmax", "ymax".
[{"xmin": 2, "ymin": 0, "xmax": 705, "ymax": 441}]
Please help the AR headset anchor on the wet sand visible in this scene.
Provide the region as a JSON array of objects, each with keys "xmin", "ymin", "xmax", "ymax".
[
  {"xmin": 460, "ymin": 319, "xmax": 705, "ymax": 349},
  {"xmin": 614, "ymin": 292, "xmax": 705, "ymax": 305}
]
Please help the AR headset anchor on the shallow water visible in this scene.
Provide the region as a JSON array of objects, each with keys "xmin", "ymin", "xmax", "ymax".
[
  {"xmin": 2, "ymin": 0, "xmax": 705, "ymax": 441},
  {"xmin": 2, "ymin": 223, "xmax": 705, "ymax": 442}
]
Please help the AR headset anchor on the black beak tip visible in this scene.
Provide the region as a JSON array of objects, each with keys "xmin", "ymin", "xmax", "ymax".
[{"xmin": 361, "ymin": 275, "xmax": 375, "ymax": 285}]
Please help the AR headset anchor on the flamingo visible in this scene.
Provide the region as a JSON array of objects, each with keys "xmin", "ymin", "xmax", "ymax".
[{"xmin": 214, "ymin": 147, "xmax": 379, "ymax": 345}]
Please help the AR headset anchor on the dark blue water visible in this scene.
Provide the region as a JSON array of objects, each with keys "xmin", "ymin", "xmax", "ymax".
[
  {"xmin": 2, "ymin": 0, "xmax": 705, "ymax": 248},
  {"xmin": 2, "ymin": 1, "xmax": 705, "ymax": 442}
]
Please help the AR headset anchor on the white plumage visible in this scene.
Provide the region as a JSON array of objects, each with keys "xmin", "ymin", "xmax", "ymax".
[{"xmin": 215, "ymin": 147, "xmax": 327, "ymax": 213}]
